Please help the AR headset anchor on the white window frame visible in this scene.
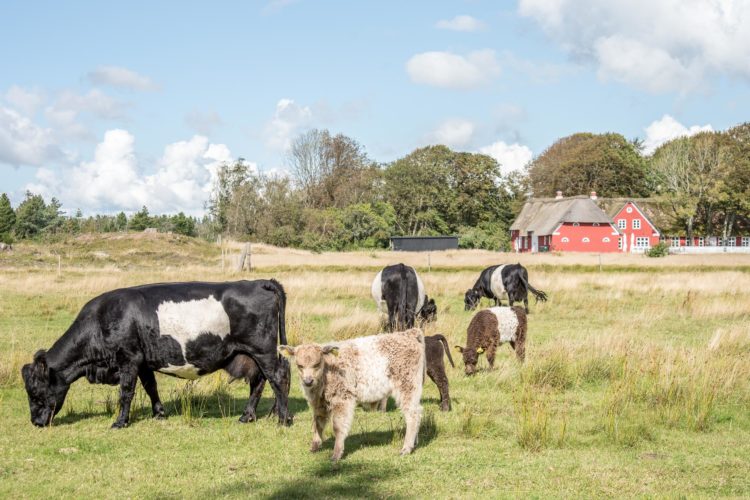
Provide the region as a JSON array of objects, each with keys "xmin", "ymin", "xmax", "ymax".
[
  {"xmin": 572, "ymin": 222, "xmax": 580, "ymax": 227},
  {"xmin": 635, "ymin": 237, "xmax": 650, "ymax": 248},
  {"xmin": 582, "ymin": 237, "xmax": 590, "ymax": 243},
  {"xmin": 618, "ymin": 237, "xmax": 623, "ymax": 250},
  {"xmin": 727, "ymin": 237, "xmax": 736, "ymax": 247},
  {"xmin": 618, "ymin": 219, "xmax": 626, "ymax": 229},
  {"xmin": 742, "ymin": 237, "xmax": 750, "ymax": 247},
  {"xmin": 602, "ymin": 237, "xmax": 610, "ymax": 243},
  {"xmin": 718, "ymin": 237, "xmax": 724, "ymax": 247},
  {"xmin": 632, "ymin": 219, "xmax": 641, "ymax": 230},
  {"xmin": 561, "ymin": 237, "xmax": 569, "ymax": 243},
  {"xmin": 626, "ymin": 207, "xmax": 633, "ymax": 213},
  {"xmin": 671, "ymin": 237, "xmax": 680, "ymax": 247},
  {"xmin": 698, "ymin": 237, "xmax": 704, "ymax": 247}
]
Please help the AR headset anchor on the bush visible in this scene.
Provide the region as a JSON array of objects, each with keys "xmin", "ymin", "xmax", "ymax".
[
  {"xmin": 645, "ymin": 242, "xmax": 670, "ymax": 257},
  {"xmin": 458, "ymin": 222, "xmax": 510, "ymax": 251},
  {"xmin": 0, "ymin": 232, "xmax": 13, "ymax": 245}
]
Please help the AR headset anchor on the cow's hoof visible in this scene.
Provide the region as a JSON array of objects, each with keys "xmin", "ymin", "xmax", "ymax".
[
  {"xmin": 310, "ymin": 441, "xmax": 322, "ymax": 453},
  {"xmin": 278, "ymin": 415, "xmax": 293, "ymax": 426},
  {"xmin": 399, "ymin": 447, "xmax": 413, "ymax": 456},
  {"xmin": 153, "ymin": 412, "xmax": 166, "ymax": 420},
  {"xmin": 439, "ymin": 403, "xmax": 451, "ymax": 412},
  {"xmin": 111, "ymin": 421, "xmax": 128, "ymax": 429},
  {"xmin": 239, "ymin": 413, "xmax": 257, "ymax": 424}
]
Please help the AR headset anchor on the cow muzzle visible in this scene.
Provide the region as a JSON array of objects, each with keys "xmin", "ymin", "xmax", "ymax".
[{"xmin": 302, "ymin": 377, "xmax": 314, "ymax": 387}]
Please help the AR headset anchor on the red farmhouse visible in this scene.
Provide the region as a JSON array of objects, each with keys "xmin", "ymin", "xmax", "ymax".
[{"xmin": 510, "ymin": 192, "xmax": 621, "ymax": 253}]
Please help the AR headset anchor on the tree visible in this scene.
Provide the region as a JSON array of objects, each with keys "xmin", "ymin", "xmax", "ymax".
[
  {"xmin": 207, "ymin": 158, "xmax": 255, "ymax": 233},
  {"xmin": 129, "ymin": 206, "xmax": 152, "ymax": 231},
  {"xmin": 528, "ymin": 132, "xmax": 649, "ymax": 197},
  {"xmin": 14, "ymin": 191, "xmax": 48, "ymax": 239},
  {"xmin": 115, "ymin": 212, "xmax": 128, "ymax": 231},
  {"xmin": 172, "ymin": 212, "xmax": 196, "ymax": 236},
  {"xmin": 0, "ymin": 193, "xmax": 15, "ymax": 236}
]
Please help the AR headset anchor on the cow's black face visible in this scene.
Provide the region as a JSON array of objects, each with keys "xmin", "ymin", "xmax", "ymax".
[
  {"xmin": 464, "ymin": 289, "xmax": 480, "ymax": 311},
  {"xmin": 419, "ymin": 297, "xmax": 437, "ymax": 324},
  {"xmin": 21, "ymin": 350, "xmax": 68, "ymax": 427},
  {"xmin": 455, "ymin": 346, "xmax": 479, "ymax": 376}
]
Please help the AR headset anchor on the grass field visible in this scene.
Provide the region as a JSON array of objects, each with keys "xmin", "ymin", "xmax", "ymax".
[{"xmin": 1, "ymin": 234, "xmax": 749, "ymax": 498}]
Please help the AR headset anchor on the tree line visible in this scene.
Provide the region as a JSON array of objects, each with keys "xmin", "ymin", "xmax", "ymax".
[{"xmin": 2, "ymin": 122, "xmax": 748, "ymax": 250}]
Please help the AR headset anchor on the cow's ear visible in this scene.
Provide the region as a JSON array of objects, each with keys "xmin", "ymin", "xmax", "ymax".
[
  {"xmin": 278, "ymin": 345, "xmax": 295, "ymax": 357},
  {"xmin": 454, "ymin": 345, "xmax": 464, "ymax": 353},
  {"xmin": 476, "ymin": 347, "xmax": 485, "ymax": 354},
  {"xmin": 322, "ymin": 346, "xmax": 339, "ymax": 357}
]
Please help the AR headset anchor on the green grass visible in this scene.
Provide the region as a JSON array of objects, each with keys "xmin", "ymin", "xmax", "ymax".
[{"xmin": 1, "ymin": 237, "xmax": 750, "ymax": 497}]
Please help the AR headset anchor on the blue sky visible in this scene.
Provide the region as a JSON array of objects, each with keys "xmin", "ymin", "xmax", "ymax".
[{"xmin": 1, "ymin": 0, "xmax": 749, "ymax": 214}]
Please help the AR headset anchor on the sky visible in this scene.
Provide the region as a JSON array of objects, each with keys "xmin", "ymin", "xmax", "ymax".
[{"xmin": 1, "ymin": 0, "xmax": 749, "ymax": 215}]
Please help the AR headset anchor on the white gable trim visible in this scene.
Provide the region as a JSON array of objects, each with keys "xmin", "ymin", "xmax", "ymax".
[{"xmin": 622, "ymin": 201, "xmax": 661, "ymax": 235}]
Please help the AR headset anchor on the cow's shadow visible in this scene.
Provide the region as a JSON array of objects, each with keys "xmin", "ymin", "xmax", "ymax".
[{"xmin": 53, "ymin": 395, "xmax": 309, "ymax": 426}]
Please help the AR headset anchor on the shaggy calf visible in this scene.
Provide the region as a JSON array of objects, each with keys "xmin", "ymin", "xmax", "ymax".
[
  {"xmin": 424, "ymin": 334, "xmax": 454, "ymax": 411},
  {"xmin": 456, "ymin": 306, "xmax": 527, "ymax": 375},
  {"xmin": 279, "ymin": 329, "xmax": 425, "ymax": 462}
]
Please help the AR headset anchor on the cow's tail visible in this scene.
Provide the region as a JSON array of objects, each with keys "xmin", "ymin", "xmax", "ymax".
[
  {"xmin": 518, "ymin": 273, "xmax": 548, "ymax": 303},
  {"xmin": 264, "ymin": 279, "xmax": 287, "ymax": 345},
  {"xmin": 433, "ymin": 334, "xmax": 455, "ymax": 368},
  {"xmin": 399, "ymin": 264, "xmax": 409, "ymax": 329}
]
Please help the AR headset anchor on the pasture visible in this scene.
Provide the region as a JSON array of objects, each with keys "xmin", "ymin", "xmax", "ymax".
[{"xmin": 1, "ymin": 234, "xmax": 749, "ymax": 498}]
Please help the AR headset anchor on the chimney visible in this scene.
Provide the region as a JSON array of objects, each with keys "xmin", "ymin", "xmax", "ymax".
[
  {"xmin": 590, "ymin": 191, "xmax": 597, "ymax": 200},
  {"xmin": 555, "ymin": 190, "xmax": 563, "ymax": 200}
]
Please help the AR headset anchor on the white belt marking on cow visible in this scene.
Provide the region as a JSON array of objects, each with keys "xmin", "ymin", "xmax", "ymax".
[
  {"xmin": 489, "ymin": 265, "xmax": 507, "ymax": 300},
  {"xmin": 371, "ymin": 271, "xmax": 386, "ymax": 313},
  {"xmin": 488, "ymin": 306, "xmax": 519, "ymax": 343},
  {"xmin": 156, "ymin": 296, "xmax": 231, "ymax": 379},
  {"xmin": 415, "ymin": 271, "xmax": 425, "ymax": 313}
]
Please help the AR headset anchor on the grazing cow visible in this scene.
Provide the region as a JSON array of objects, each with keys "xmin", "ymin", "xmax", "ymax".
[
  {"xmin": 279, "ymin": 329, "xmax": 425, "ymax": 461},
  {"xmin": 21, "ymin": 280, "xmax": 291, "ymax": 428},
  {"xmin": 455, "ymin": 306, "xmax": 527, "ymax": 375},
  {"xmin": 425, "ymin": 334, "xmax": 454, "ymax": 411},
  {"xmin": 372, "ymin": 263, "xmax": 437, "ymax": 331},
  {"xmin": 464, "ymin": 264, "xmax": 547, "ymax": 313}
]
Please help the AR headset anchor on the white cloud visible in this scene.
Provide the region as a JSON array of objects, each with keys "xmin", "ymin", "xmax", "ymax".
[
  {"xmin": 264, "ymin": 98, "xmax": 313, "ymax": 151},
  {"xmin": 87, "ymin": 65, "xmax": 158, "ymax": 91},
  {"xmin": 0, "ymin": 106, "xmax": 61, "ymax": 167},
  {"xmin": 427, "ymin": 119, "xmax": 475, "ymax": 148},
  {"xmin": 643, "ymin": 114, "xmax": 713, "ymax": 154},
  {"xmin": 435, "ymin": 15, "xmax": 485, "ymax": 32},
  {"xmin": 43, "ymin": 89, "xmax": 126, "ymax": 140},
  {"xmin": 4, "ymin": 85, "xmax": 45, "ymax": 116},
  {"xmin": 518, "ymin": 0, "xmax": 750, "ymax": 93},
  {"xmin": 28, "ymin": 130, "xmax": 235, "ymax": 215},
  {"xmin": 406, "ymin": 49, "xmax": 500, "ymax": 89},
  {"xmin": 478, "ymin": 141, "xmax": 533, "ymax": 174}
]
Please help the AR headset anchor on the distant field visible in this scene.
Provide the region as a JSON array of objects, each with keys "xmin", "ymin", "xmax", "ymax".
[{"xmin": 1, "ymin": 235, "xmax": 749, "ymax": 497}]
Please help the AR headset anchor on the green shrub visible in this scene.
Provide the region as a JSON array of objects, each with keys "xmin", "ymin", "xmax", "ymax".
[{"xmin": 645, "ymin": 242, "xmax": 670, "ymax": 257}]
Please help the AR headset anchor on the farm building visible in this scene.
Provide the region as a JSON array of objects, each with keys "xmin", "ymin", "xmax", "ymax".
[{"xmin": 512, "ymin": 192, "xmax": 750, "ymax": 253}]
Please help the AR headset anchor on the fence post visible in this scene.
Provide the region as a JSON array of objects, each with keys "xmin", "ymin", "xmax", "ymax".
[{"xmin": 427, "ymin": 252, "xmax": 431, "ymax": 272}]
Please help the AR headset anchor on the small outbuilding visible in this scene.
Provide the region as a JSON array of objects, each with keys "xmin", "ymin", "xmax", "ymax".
[{"xmin": 390, "ymin": 236, "xmax": 459, "ymax": 252}]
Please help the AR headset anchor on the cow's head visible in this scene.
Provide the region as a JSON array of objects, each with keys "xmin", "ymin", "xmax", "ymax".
[
  {"xmin": 419, "ymin": 296, "xmax": 437, "ymax": 324},
  {"xmin": 21, "ymin": 350, "xmax": 70, "ymax": 427},
  {"xmin": 278, "ymin": 344, "xmax": 339, "ymax": 390},
  {"xmin": 464, "ymin": 289, "xmax": 480, "ymax": 311},
  {"xmin": 454, "ymin": 345, "xmax": 484, "ymax": 376}
]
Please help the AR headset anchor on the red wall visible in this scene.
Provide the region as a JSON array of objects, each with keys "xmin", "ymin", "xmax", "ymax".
[
  {"xmin": 551, "ymin": 223, "xmax": 620, "ymax": 252},
  {"xmin": 612, "ymin": 202, "xmax": 660, "ymax": 251}
]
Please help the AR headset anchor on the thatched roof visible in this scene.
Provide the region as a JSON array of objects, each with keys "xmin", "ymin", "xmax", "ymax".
[{"xmin": 511, "ymin": 196, "xmax": 613, "ymax": 235}]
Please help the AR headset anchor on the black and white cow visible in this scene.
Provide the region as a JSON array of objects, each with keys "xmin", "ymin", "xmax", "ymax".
[
  {"xmin": 371, "ymin": 263, "xmax": 437, "ymax": 331},
  {"xmin": 464, "ymin": 264, "xmax": 547, "ymax": 313},
  {"xmin": 21, "ymin": 280, "xmax": 291, "ymax": 428}
]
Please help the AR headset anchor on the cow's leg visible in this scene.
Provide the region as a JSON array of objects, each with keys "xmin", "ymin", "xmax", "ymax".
[
  {"xmin": 486, "ymin": 342, "xmax": 498, "ymax": 370},
  {"xmin": 427, "ymin": 364, "xmax": 451, "ymax": 412},
  {"xmin": 310, "ymin": 409, "xmax": 329, "ymax": 453},
  {"xmin": 112, "ymin": 364, "xmax": 138, "ymax": 429},
  {"xmin": 514, "ymin": 331, "xmax": 526, "ymax": 363},
  {"xmin": 400, "ymin": 398, "xmax": 423, "ymax": 455},
  {"xmin": 331, "ymin": 400, "xmax": 355, "ymax": 462},
  {"xmin": 239, "ymin": 376, "xmax": 266, "ymax": 423},
  {"xmin": 138, "ymin": 367, "xmax": 165, "ymax": 419},
  {"xmin": 252, "ymin": 353, "xmax": 291, "ymax": 425},
  {"xmin": 387, "ymin": 308, "xmax": 397, "ymax": 332},
  {"xmin": 524, "ymin": 297, "xmax": 529, "ymax": 314}
]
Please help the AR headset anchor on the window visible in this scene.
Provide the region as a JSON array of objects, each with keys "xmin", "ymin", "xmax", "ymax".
[
  {"xmin": 561, "ymin": 237, "xmax": 569, "ymax": 243},
  {"xmin": 742, "ymin": 237, "xmax": 750, "ymax": 247},
  {"xmin": 635, "ymin": 237, "xmax": 650, "ymax": 248},
  {"xmin": 603, "ymin": 237, "xmax": 610, "ymax": 243},
  {"xmin": 718, "ymin": 237, "xmax": 724, "ymax": 247},
  {"xmin": 632, "ymin": 219, "xmax": 641, "ymax": 230},
  {"xmin": 698, "ymin": 237, "xmax": 704, "ymax": 247},
  {"xmin": 671, "ymin": 237, "xmax": 680, "ymax": 247},
  {"xmin": 727, "ymin": 238, "xmax": 736, "ymax": 247},
  {"xmin": 572, "ymin": 222, "xmax": 579, "ymax": 227},
  {"xmin": 626, "ymin": 207, "xmax": 633, "ymax": 213},
  {"xmin": 618, "ymin": 237, "xmax": 623, "ymax": 249},
  {"xmin": 618, "ymin": 219, "xmax": 626, "ymax": 229},
  {"xmin": 593, "ymin": 223, "xmax": 600, "ymax": 227},
  {"xmin": 582, "ymin": 237, "xmax": 590, "ymax": 243}
]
